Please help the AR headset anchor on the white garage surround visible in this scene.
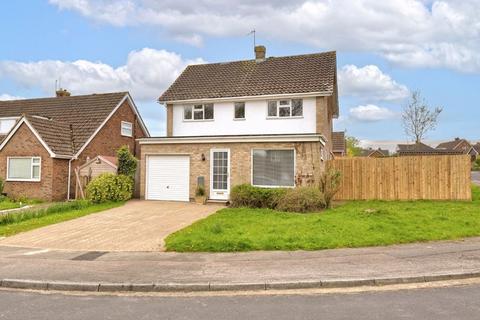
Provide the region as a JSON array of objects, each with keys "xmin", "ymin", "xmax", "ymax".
[{"xmin": 146, "ymin": 155, "xmax": 190, "ymax": 201}]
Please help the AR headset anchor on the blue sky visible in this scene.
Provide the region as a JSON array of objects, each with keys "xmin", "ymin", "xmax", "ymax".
[{"xmin": 0, "ymin": 0, "xmax": 479, "ymax": 150}]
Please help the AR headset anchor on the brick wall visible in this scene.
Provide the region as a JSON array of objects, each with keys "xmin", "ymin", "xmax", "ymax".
[
  {"xmin": 140, "ymin": 141, "xmax": 324, "ymax": 200},
  {"xmin": 0, "ymin": 123, "xmax": 56, "ymax": 201},
  {"xmin": 70, "ymin": 100, "xmax": 147, "ymax": 198},
  {"xmin": 316, "ymin": 96, "xmax": 333, "ymax": 154}
]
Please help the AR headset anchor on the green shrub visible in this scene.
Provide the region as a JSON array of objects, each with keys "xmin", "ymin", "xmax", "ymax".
[
  {"xmin": 117, "ymin": 146, "xmax": 138, "ymax": 177},
  {"xmin": 318, "ymin": 169, "xmax": 342, "ymax": 209},
  {"xmin": 276, "ymin": 187, "xmax": 325, "ymax": 213},
  {"xmin": 473, "ymin": 159, "xmax": 480, "ymax": 171},
  {"xmin": 86, "ymin": 173, "xmax": 133, "ymax": 203},
  {"xmin": 0, "ymin": 177, "xmax": 4, "ymax": 195},
  {"xmin": 195, "ymin": 185, "xmax": 205, "ymax": 197},
  {"xmin": 230, "ymin": 184, "xmax": 287, "ymax": 209}
]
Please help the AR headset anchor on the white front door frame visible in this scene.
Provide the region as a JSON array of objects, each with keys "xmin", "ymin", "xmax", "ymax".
[{"xmin": 209, "ymin": 148, "xmax": 230, "ymax": 200}]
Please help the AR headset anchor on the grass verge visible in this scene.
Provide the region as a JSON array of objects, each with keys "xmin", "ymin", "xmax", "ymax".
[
  {"xmin": 166, "ymin": 185, "xmax": 480, "ymax": 252},
  {"xmin": 0, "ymin": 199, "xmax": 22, "ymax": 211},
  {"xmin": 0, "ymin": 200, "xmax": 124, "ymax": 237}
]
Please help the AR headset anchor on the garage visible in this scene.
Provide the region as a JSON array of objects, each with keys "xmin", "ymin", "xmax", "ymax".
[{"xmin": 146, "ymin": 155, "xmax": 190, "ymax": 201}]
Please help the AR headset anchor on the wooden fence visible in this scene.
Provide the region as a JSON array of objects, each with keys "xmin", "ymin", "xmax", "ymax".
[{"xmin": 327, "ymin": 155, "xmax": 471, "ymax": 200}]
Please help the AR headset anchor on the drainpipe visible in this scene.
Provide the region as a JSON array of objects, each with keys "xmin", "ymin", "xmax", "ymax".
[{"xmin": 67, "ymin": 157, "xmax": 76, "ymax": 201}]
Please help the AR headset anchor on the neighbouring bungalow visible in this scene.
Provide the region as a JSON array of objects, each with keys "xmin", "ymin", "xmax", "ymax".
[
  {"xmin": 0, "ymin": 91, "xmax": 149, "ymax": 201},
  {"xmin": 397, "ymin": 142, "xmax": 462, "ymax": 157},
  {"xmin": 359, "ymin": 148, "xmax": 389, "ymax": 158},
  {"xmin": 332, "ymin": 131, "xmax": 346, "ymax": 157}
]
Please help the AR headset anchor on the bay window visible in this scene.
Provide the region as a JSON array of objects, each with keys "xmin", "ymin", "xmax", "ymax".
[
  {"xmin": 7, "ymin": 157, "xmax": 41, "ymax": 181},
  {"xmin": 252, "ymin": 149, "xmax": 295, "ymax": 187}
]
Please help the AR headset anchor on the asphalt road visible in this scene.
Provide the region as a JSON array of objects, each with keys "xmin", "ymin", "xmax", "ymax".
[
  {"xmin": 1, "ymin": 283, "xmax": 480, "ymax": 320},
  {"xmin": 472, "ymin": 171, "xmax": 480, "ymax": 186}
]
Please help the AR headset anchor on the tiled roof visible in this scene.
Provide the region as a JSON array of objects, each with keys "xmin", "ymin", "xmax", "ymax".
[
  {"xmin": 159, "ymin": 51, "xmax": 338, "ymax": 115},
  {"xmin": 473, "ymin": 143, "xmax": 480, "ymax": 154},
  {"xmin": 332, "ymin": 131, "xmax": 346, "ymax": 153},
  {"xmin": 436, "ymin": 138, "xmax": 470, "ymax": 151},
  {"xmin": 360, "ymin": 148, "xmax": 389, "ymax": 157},
  {"xmin": 0, "ymin": 92, "xmax": 128, "ymax": 156},
  {"xmin": 397, "ymin": 142, "xmax": 462, "ymax": 155}
]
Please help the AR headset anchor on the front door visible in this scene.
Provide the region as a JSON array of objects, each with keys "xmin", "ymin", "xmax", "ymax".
[{"xmin": 210, "ymin": 149, "xmax": 230, "ymax": 200}]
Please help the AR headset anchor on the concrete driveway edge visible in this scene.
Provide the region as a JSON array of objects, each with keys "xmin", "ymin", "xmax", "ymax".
[{"xmin": 2, "ymin": 272, "xmax": 480, "ymax": 293}]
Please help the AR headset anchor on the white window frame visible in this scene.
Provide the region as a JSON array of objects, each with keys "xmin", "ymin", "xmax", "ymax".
[
  {"xmin": 121, "ymin": 121, "xmax": 133, "ymax": 137},
  {"xmin": 183, "ymin": 104, "xmax": 214, "ymax": 121},
  {"xmin": 250, "ymin": 148, "xmax": 296, "ymax": 188},
  {"xmin": 6, "ymin": 156, "xmax": 41, "ymax": 182},
  {"xmin": 233, "ymin": 102, "xmax": 246, "ymax": 120},
  {"xmin": 266, "ymin": 99, "xmax": 303, "ymax": 119}
]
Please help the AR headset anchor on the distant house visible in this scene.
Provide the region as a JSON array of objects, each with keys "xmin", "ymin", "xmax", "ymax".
[
  {"xmin": 397, "ymin": 142, "xmax": 462, "ymax": 156},
  {"xmin": 436, "ymin": 138, "xmax": 478, "ymax": 161},
  {"xmin": 332, "ymin": 131, "xmax": 346, "ymax": 157},
  {"xmin": 470, "ymin": 143, "xmax": 480, "ymax": 161},
  {"xmin": 359, "ymin": 148, "xmax": 389, "ymax": 158}
]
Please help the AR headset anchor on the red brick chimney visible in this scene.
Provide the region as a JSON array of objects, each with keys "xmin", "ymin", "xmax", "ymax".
[{"xmin": 56, "ymin": 88, "xmax": 71, "ymax": 97}]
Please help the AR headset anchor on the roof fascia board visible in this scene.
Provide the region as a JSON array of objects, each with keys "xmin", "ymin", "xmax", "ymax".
[
  {"xmin": 0, "ymin": 117, "xmax": 58, "ymax": 158},
  {"xmin": 160, "ymin": 91, "xmax": 333, "ymax": 104},
  {"xmin": 138, "ymin": 134, "xmax": 326, "ymax": 146}
]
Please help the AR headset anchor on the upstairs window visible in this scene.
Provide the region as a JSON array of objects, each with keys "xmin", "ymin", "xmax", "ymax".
[
  {"xmin": 267, "ymin": 99, "xmax": 303, "ymax": 118},
  {"xmin": 121, "ymin": 121, "xmax": 133, "ymax": 137},
  {"xmin": 234, "ymin": 102, "xmax": 245, "ymax": 120},
  {"xmin": 184, "ymin": 104, "xmax": 214, "ymax": 121},
  {"xmin": 7, "ymin": 157, "xmax": 41, "ymax": 182}
]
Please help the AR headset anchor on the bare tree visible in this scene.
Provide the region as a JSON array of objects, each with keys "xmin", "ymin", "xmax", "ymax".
[{"xmin": 401, "ymin": 91, "xmax": 443, "ymax": 143}]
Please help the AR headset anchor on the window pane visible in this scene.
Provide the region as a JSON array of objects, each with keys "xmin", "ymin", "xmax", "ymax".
[
  {"xmin": 204, "ymin": 104, "xmax": 214, "ymax": 119},
  {"xmin": 279, "ymin": 106, "xmax": 291, "ymax": 117},
  {"xmin": 234, "ymin": 102, "xmax": 245, "ymax": 119},
  {"xmin": 8, "ymin": 158, "xmax": 32, "ymax": 179},
  {"xmin": 279, "ymin": 100, "xmax": 290, "ymax": 106},
  {"xmin": 292, "ymin": 99, "xmax": 303, "ymax": 116},
  {"xmin": 32, "ymin": 158, "xmax": 40, "ymax": 164},
  {"xmin": 184, "ymin": 106, "xmax": 192, "ymax": 120},
  {"xmin": 268, "ymin": 101, "xmax": 277, "ymax": 117},
  {"xmin": 121, "ymin": 122, "xmax": 132, "ymax": 136},
  {"xmin": 252, "ymin": 150, "xmax": 295, "ymax": 187},
  {"xmin": 32, "ymin": 165, "xmax": 40, "ymax": 179},
  {"xmin": 194, "ymin": 110, "xmax": 203, "ymax": 120}
]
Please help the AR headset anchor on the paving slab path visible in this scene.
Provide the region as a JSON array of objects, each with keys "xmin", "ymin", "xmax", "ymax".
[
  {"xmin": 0, "ymin": 200, "xmax": 222, "ymax": 251},
  {"xmin": 472, "ymin": 171, "xmax": 480, "ymax": 186},
  {"xmin": 0, "ymin": 237, "xmax": 480, "ymax": 292}
]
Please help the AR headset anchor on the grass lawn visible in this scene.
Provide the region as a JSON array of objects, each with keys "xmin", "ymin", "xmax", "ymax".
[
  {"xmin": 0, "ymin": 199, "xmax": 22, "ymax": 211},
  {"xmin": 0, "ymin": 201, "xmax": 124, "ymax": 237},
  {"xmin": 166, "ymin": 185, "xmax": 480, "ymax": 252}
]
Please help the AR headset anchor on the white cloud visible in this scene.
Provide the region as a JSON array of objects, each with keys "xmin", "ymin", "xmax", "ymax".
[
  {"xmin": 0, "ymin": 94, "xmax": 25, "ymax": 101},
  {"xmin": 349, "ymin": 104, "xmax": 398, "ymax": 122},
  {"xmin": 0, "ymin": 48, "xmax": 205, "ymax": 102},
  {"xmin": 339, "ymin": 65, "xmax": 409, "ymax": 101},
  {"xmin": 49, "ymin": 0, "xmax": 480, "ymax": 73}
]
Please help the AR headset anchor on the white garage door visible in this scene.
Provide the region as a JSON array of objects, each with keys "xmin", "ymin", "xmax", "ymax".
[{"xmin": 146, "ymin": 155, "xmax": 190, "ymax": 201}]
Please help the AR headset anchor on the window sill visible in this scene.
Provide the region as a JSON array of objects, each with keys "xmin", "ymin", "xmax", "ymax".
[
  {"xmin": 6, "ymin": 179, "xmax": 41, "ymax": 183},
  {"xmin": 121, "ymin": 134, "xmax": 133, "ymax": 137},
  {"xmin": 233, "ymin": 118, "xmax": 246, "ymax": 121},
  {"xmin": 266, "ymin": 116, "xmax": 304, "ymax": 120},
  {"xmin": 252, "ymin": 184, "xmax": 295, "ymax": 189},
  {"xmin": 183, "ymin": 119, "xmax": 215, "ymax": 122}
]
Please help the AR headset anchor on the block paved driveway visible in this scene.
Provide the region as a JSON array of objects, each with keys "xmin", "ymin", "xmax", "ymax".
[{"xmin": 0, "ymin": 201, "xmax": 222, "ymax": 252}]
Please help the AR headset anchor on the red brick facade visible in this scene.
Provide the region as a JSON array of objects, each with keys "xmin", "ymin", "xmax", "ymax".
[{"xmin": 0, "ymin": 99, "xmax": 147, "ymax": 201}]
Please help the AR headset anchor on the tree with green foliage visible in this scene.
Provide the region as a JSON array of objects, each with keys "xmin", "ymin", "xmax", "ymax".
[
  {"xmin": 117, "ymin": 146, "xmax": 137, "ymax": 178},
  {"xmin": 346, "ymin": 136, "xmax": 362, "ymax": 157}
]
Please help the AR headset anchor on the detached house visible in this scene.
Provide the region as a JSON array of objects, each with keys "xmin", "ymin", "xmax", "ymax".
[
  {"xmin": 139, "ymin": 47, "xmax": 339, "ymax": 202},
  {"xmin": 0, "ymin": 91, "xmax": 149, "ymax": 201}
]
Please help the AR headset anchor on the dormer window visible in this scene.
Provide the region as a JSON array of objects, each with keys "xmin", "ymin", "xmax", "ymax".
[
  {"xmin": 267, "ymin": 99, "xmax": 303, "ymax": 118},
  {"xmin": 184, "ymin": 104, "xmax": 214, "ymax": 121}
]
